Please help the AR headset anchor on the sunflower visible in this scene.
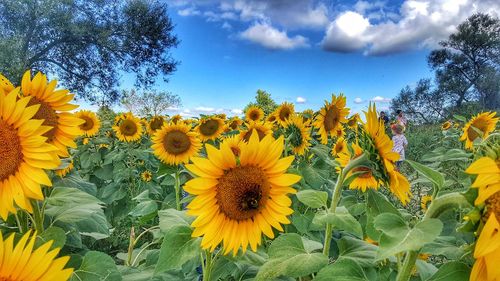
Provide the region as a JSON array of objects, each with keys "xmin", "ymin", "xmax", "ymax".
[
  {"xmin": 266, "ymin": 113, "xmax": 277, "ymax": 123},
  {"xmin": 0, "ymin": 231, "xmax": 73, "ymax": 281},
  {"xmin": 239, "ymin": 121, "xmax": 272, "ymax": 142},
  {"xmin": 55, "ymin": 160, "xmax": 74, "ymax": 178},
  {"xmin": 152, "ymin": 122, "xmax": 201, "ymax": 165},
  {"xmin": 313, "ymin": 94, "xmax": 350, "ymax": 144},
  {"xmin": 21, "ymin": 71, "xmax": 83, "ymax": 157},
  {"xmin": 441, "ymin": 121, "xmax": 451, "ymax": 131},
  {"xmin": 333, "ymin": 124, "xmax": 346, "ymax": 139},
  {"xmin": 347, "ymin": 113, "xmax": 360, "ymax": 129},
  {"xmin": 301, "ymin": 109, "xmax": 314, "ymax": 123},
  {"xmin": 245, "ymin": 106, "xmax": 264, "ymax": 122},
  {"xmin": 226, "ymin": 117, "xmax": 243, "ymax": 131},
  {"xmin": 82, "ymin": 138, "xmax": 89, "ymax": 145},
  {"xmin": 216, "ymin": 113, "xmax": 227, "ymax": 120},
  {"xmin": 170, "ymin": 114, "xmax": 182, "ymax": 124},
  {"xmin": 470, "ymin": 212, "xmax": 500, "ymax": 281},
  {"xmin": 141, "ymin": 170, "xmax": 153, "ymax": 182},
  {"xmin": 421, "ymin": 195, "xmax": 432, "ymax": 210},
  {"xmin": 331, "ymin": 137, "xmax": 348, "ymax": 157},
  {"xmin": 147, "ymin": 116, "xmax": 166, "ymax": 135},
  {"xmin": 75, "ymin": 110, "xmax": 101, "ymax": 137},
  {"xmin": 98, "ymin": 143, "xmax": 109, "ymax": 150},
  {"xmin": 336, "ymin": 143, "xmax": 380, "ymax": 192},
  {"xmin": 465, "ymin": 156, "xmax": 500, "ymax": 205},
  {"xmin": 184, "ymin": 131, "xmax": 301, "ymax": 255},
  {"xmin": 275, "ymin": 102, "xmax": 295, "ymax": 127},
  {"xmin": 283, "ymin": 114, "xmax": 311, "ymax": 155},
  {"xmin": 0, "ymin": 89, "xmax": 61, "ymax": 219},
  {"xmin": 460, "ymin": 112, "xmax": 498, "ymax": 150},
  {"xmin": 0, "ymin": 73, "xmax": 14, "ymax": 94},
  {"xmin": 113, "ymin": 112, "xmax": 143, "ymax": 142},
  {"xmin": 222, "ymin": 135, "xmax": 242, "ymax": 157},
  {"xmin": 196, "ymin": 116, "xmax": 225, "ymax": 142}
]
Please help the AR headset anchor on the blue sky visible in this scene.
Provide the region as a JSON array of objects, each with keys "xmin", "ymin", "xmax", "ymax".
[{"xmin": 99, "ymin": 0, "xmax": 499, "ymax": 117}]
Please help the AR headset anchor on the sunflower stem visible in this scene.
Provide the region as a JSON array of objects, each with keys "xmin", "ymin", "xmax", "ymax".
[
  {"xmin": 395, "ymin": 251, "xmax": 418, "ymax": 281},
  {"xmin": 174, "ymin": 167, "xmax": 182, "ymax": 211},
  {"xmin": 31, "ymin": 200, "xmax": 44, "ymax": 233},
  {"xmin": 202, "ymin": 249, "xmax": 213, "ymax": 281}
]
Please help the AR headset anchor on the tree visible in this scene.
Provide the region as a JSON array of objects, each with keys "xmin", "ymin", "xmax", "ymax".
[
  {"xmin": 245, "ymin": 89, "xmax": 278, "ymax": 115},
  {"xmin": 0, "ymin": 0, "xmax": 179, "ymax": 105},
  {"xmin": 428, "ymin": 13, "xmax": 500, "ymax": 109},
  {"xmin": 121, "ymin": 89, "xmax": 181, "ymax": 117}
]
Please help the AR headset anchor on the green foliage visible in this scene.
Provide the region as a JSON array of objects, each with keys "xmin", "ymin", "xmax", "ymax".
[
  {"xmin": 245, "ymin": 89, "xmax": 278, "ymax": 115},
  {"xmin": 70, "ymin": 251, "xmax": 121, "ymax": 281}
]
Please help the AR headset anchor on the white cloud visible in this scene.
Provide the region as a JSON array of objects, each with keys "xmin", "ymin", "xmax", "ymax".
[
  {"xmin": 239, "ymin": 23, "xmax": 309, "ymax": 50},
  {"xmin": 296, "ymin": 96, "xmax": 306, "ymax": 103},
  {"xmin": 353, "ymin": 97, "xmax": 365, "ymax": 104},
  {"xmin": 371, "ymin": 96, "xmax": 392, "ymax": 103},
  {"xmin": 231, "ymin": 108, "xmax": 243, "ymax": 115},
  {"xmin": 194, "ymin": 106, "xmax": 216, "ymax": 112},
  {"xmin": 222, "ymin": 21, "xmax": 232, "ymax": 30},
  {"xmin": 178, "ymin": 7, "xmax": 201, "ymax": 16},
  {"xmin": 322, "ymin": 0, "xmax": 500, "ymax": 55}
]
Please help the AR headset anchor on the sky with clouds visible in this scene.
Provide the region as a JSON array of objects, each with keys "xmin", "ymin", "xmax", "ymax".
[{"xmin": 114, "ymin": 0, "xmax": 499, "ymax": 117}]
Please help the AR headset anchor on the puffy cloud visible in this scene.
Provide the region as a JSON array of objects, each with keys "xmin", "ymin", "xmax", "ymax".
[
  {"xmin": 231, "ymin": 108, "xmax": 243, "ymax": 115},
  {"xmin": 296, "ymin": 96, "xmax": 307, "ymax": 103},
  {"xmin": 371, "ymin": 96, "xmax": 392, "ymax": 103},
  {"xmin": 239, "ymin": 23, "xmax": 309, "ymax": 50},
  {"xmin": 222, "ymin": 21, "xmax": 232, "ymax": 30},
  {"xmin": 194, "ymin": 106, "xmax": 216, "ymax": 112},
  {"xmin": 178, "ymin": 7, "xmax": 201, "ymax": 16},
  {"xmin": 322, "ymin": 0, "xmax": 500, "ymax": 55},
  {"xmin": 353, "ymin": 97, "xmax": 365, "ymax": 104}
]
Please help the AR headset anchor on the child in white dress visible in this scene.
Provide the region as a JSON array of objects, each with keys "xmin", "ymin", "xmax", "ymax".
[{"xmin": 391, "ymin": 124, "xmax": 408, "ymax": 170}]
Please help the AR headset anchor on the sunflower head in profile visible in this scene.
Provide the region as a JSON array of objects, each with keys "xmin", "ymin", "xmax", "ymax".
[
  {"xmin": 152, "ymin": 122, "xmax": 201, "ymax": 165},
  {"xmin": 216, "ymin": 113, "xmax": 227, "ymax": 120},
  {"xmin": 112, "ymin": 112, "xmax": 143, "ymax": 142},
  {"xmin": 141, "ymin": 170, "xmax": 153, "ymax": 182},
  {"xmin": 460, "ymin": 112, "xmax": 498, "ymax": 150},
  {"xmin": 313, "ymin": 94, "xmax": 350, "ymax": 144},
  {"xmin": 245, "ymin": 106, "xmax": 264, "ymax": 122},
  {"xmin": 0, "ymin": 231, "xmax": 73, "ymax": 281},
  {"xmin": 301, "ymin": 109, "xmax": 314, "ymax": 123},
  {"xmin": 55, "ymin": 160, "xmax": 74, "ymax": 178},
  {"xmin": 170, "ymin": 114, "xmax": 182, "ymax": 124},
  {"xmin": 331, "ymin": 137, "xmax": 348, "ymax": 157},
  {"xmin": 0, "ymin": 89, "xmax": 60, "ymax": 219},
  {"xmin": 275, "ymin": 102, "xmax": 295, "ymax": 127},
  {"xmin": 283, "ymin": 114, "xmax": 311, "ymax": 155},
  {"xmin": 222, "ymin": 134, "xmax": 242, "ymax": 157},
  {"xmin": 336, "ymin": 143, "xmax": 380, "ymax": 192},
  {"xmin": 0, "ymin": 73, "xmax": 14, "ymax": 94},
  {"xmin": 75, "ymin": 110, "xmax": 101, "ymax": 137},
  {"xmin": 226, "ymin": 117, "xmax": 243, "ymax": 131},
  {"xmin": 239, "ymin": 120, "xmax": 273, "ymax": 142},
  {"xmin": 347, "ymin": 113, "xmax": 360, "ymax": 129},
  {"xmin": 184, "ymin": 131, "xmax": 301, "ymax": 255},
  {"xmin": 147, "ymin": 115, "xmax": 166, "ymax": 135},
  {"xmin": 196, "ymin": 116, "xmax": 225, "ymax": 142},
  {"xmin": 266, "ymin": 113, "xmax": 277, "ymax": 123},
  {"xmin": 420, "ymin": 195, "xmax": 432, "ymax": 211},
  {"xmin": 21, "ymin": 71, "xmax": 83, "ymax": 157},
  {"xmin": 441, "ymin": 121, "xmax": 452, "ymax": 131}
]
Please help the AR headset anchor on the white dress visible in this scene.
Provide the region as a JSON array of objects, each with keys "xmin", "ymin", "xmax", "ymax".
[{"xmin": 392, "ymin": 134, "xmax": 408, "ymax": 161}]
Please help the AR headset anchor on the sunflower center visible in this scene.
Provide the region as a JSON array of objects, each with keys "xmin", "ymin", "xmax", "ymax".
[
  {"xmin": 352, "ymin": 166, "xmax": 373, "ymax": 179},
  {"xmin": 163, "ymin": 130, "xmax": 191, "ymax": 155},
  {"xmin": 27, "ymin": 97, "xmax": 58, "ymax": 142},
  {"xmin": 484, "ymin": 191, "xmax": 500, "ymax": 222},
  {"xmin": 0, "ymin": 120, "xmax": 23, "ymax": 181},
  {"xmin": 467, "ymin": 121, "xmax": 489, "ymax": 141},
  {"xmin": 216, "ymin": 166, "xmax": 270, "ymax": 220},
  {"xmin": 348, "ymin": 118, "xmax": 356, "ymax": 127},
  {"xmin": 80, "ymin": 116, "xmax": 95, "ymax": 131},
  {"xmin": 150, "ymin": 118, "xmax": 164, "ymax": 131},
  {"xmin": 200, "ymin": 119, "xmax": 219, "ymax": 136},
  {"xmin": 119, "ymin": 120, "xmax": 138, "ymax": 136},
  {"xmin": 268, "ymin": 115, "xmax": 276, "ymax": 122},
  {"xmin": 242, "ymin": 128, "xmax": 266, "ymax": 142},
  {"xmin": 324, "ymin": 106, "xmax": 340, "ymax": 131},
  {"xmin": 279, "ymin": 108, "xmax": 291, "ymax": 121},
  {"xmin": 334, "ymin": 143, "xmax": 344, "ymax": 154},
  {"xmin": 250, "ymin": 112, "xmax": 260, "ymax": 120},
  {"xmin": 229, "ymin": 121, "xmax": 239, "ymax": 130}
]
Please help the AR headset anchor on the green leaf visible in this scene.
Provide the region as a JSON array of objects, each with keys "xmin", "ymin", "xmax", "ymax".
[
  {"xmin": 70, "ymin": 251, "xmax": 121, "ymax": 281},
  {"xmin": 337, "ymin": 236, "xmax": 377, "ymax": 267},
  {"xmin": 154, "ymin": 225, "xmax": 201, "ymax": 274},
  {"xmin": 366, "ymin": 190, "xmax": 400, "ymax": 217},
  {"xmin": 296, "ymin": 190, "xmax": 328, "ymax": 208},
  {"xmin": 315, "ymin": 259, "xmax": 369, "ymax": 281},
  {"xmin": 312, "ymin": 207, "xmax": 363, "ymax": 237},
  {"xmin": 94, "ymin": 164, "xmax": 114, "ymax": 180},
  {"xmin": 421, "ymin": 237, "xmax": 464, "ymax": 260},
  {"xmin": 129, "ymin": 201, "xmax": 158, "ymax": 217},
  {"xmin": 428, "ymin": 262, "xmax": 470, "ymax": 281},
  {"xmin": 255, "ymin": 233, "xmax": 328, "ymax": 280},
  {"xmin": 406, "ymin": 160, "xmax": 445, "ymax": 190},
  {"xmin": 299, "ymin": 163, "xmax": 325, "ymax": 188},
  {"xmin": 52, "ymin": 173, "xmax": 97, "ymax": 196},
  {"xmin": 416, "ymin": 260, "xmax": 437, "ymax": 281},
  {"xmin": 45, "ymin": 187, "xmax": 104, "ymax": 224},
  {"xmin": 374, "ymin": 213, "xmax": 443, "ymax": 260},
  {"xmin": 37, "ymin": 226, "xmax": 67, "ymax": 249},
  {"xmin": 453, "ymin": 114, "xmax": 466, "ymax": 122},
  {"xmin": 158, "ymin": 209, "xmax": 194, "ymax": 233}
]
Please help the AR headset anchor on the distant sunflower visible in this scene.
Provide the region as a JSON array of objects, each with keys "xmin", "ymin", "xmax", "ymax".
[
  {"xmin": 98, "ymin": 143, "xmax": 109, "ymax": 149},
  {"xmin": 170, "ymin": 114, "xmax": 182, "ymax": 124},
  {"xmin": 336, "ymin": 143, "xmax": 380, "ymax": 192},
  {"xmin": 55, "ymin": 160, "xmax": 74, "ymax": 178},
  {"xmin": 21, "ymin": 71, "xmax": 83, "ymax": 157},
  {"xmin": 301, "ymin": 109, "xmax": 314, "ymax": 123},
  {"xmin": 276, "ymin": 102, "xmax": 295, "ymax": 127},
  {"xmin": 245, "ymin": 106, "xmax": 264, "ymax": 122},
  {"xmin": 239, "ymin": 121, "xmax": 272, "ymax": 142},
  {"xmin": 313, "ymin": 94, "xmax": 350, "ymax": 144},
  {"xmin": 331, "ymin": 137, "xmax": 348, "ymax": 157},
  {"xmin": 421, "ymin": 195, "xmax": 432, "ymax": 211},
  {"xmin": 460, "ymin": 112, "xmax": 498, "ymax": 150},
  {"xmin": 216, "ymin": 113, "xmax": 227, "ymax": 120},
  {"xmin": 226, "ymin": 117, "xmax": 243, "ymax": 131},
  {"xmin": 441, "ymin": 121, "xmax": 452, "ymax": 131},
  {"xmin": 152, "ymin": 122, "xmax": 201, "ymax": 165},
  {"xmin": 0, "ymin": 89, "xmax": 60, "ymax": 219},
  {"xmin": 0, "ymin": 73, "xmax": 14, "ymax": 94},
  {"xmin": 82, "ymin": 138, "xmax": 90, "ymax": 145},
  {"xmin": 75, "ymin": 110, "xmax": 101, "ymax": 137},
  {"xmin": 196, "ymin": 117, "xmax": 225, "ymax": 142},
  {"xmin": 222, "ymin": 135, "xmax": 242, "ymax": 157},
  {"xmin": 333, "ymin": 124, "xmax": 346, "ymax": 138},
  {"xmin": 347, "ymin": 113, "xmax": 360, "ymax": 129},
  {"xmin": 266, "ymin": 113, "xmax": 277, "ymax": 123},
  {"xmin": 283, "ymin": 115, "xmax": 311, "ymax": 155},
  {"xmin": 141, "ymin": 170, "xmax": 153, "ymax": 182},
  {"xmin": 184, "ymin": 132, "xmax": 301, "ymax": 255},
  {"xmin": 113, "ymin": 112, "xmax": 143, "ymax": 142},
  {"xmin": 147, "ymin": 116, "xmax": 166, "ymax": 135},
  {"xmin": 0, "ymin": 231, "xmax": 73, "ymax": 281},
  {"xmin": 465, "ymin": 156, "xmax": 500, "ymax": 205}
]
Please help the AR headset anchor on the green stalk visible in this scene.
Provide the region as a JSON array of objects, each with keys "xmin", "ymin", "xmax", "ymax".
[
  {"xmin": 174, "ymin": 167, "xmax": 182, "ymax": 210},
  {"xmin": 202, "ymin": 249, "xmax": 213, "ymax": 281},
  {"xmin": 396, "ymin": 251, "xmax": 418, "ymax": 281},
  {"xmin": 31, "ymin": 200, "xmax": 45, "ymax": 233},
  {"xmin": 126, "ymin": 227, "xmax": 135, "ymax": 266}
]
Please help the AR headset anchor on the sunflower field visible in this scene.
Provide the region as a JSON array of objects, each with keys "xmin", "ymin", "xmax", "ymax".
[{"xmin": 0, "ymin": 70, "xmax": 499, "ymax": 281}]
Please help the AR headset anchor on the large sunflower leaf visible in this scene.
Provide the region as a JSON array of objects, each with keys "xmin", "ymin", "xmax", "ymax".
[
  {"xmin": 314, "ymin": 259, "xmax": 370, "ymax": 281},
  {"xmin": 154, "ymin": 225, "xmax": 201, "ymax": 274},
  {"xmin": 70, "ymin": 251, "xmax": 121, "ymax": 281}
]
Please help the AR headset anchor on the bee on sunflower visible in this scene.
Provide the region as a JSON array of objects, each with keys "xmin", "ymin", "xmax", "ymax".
[
  {"xmin": 245, "ymin": 106, "xmax": 264, "ymax": 122},
  {"xmin": 283, "ymin": 114, "xmax": 311, "ymax": 155},
  {"xmin": 152, "ymin": 122, "xmax": 202, "ymax": 165},
  {"xmin": 0, "ymin": 89, "xmax": 60, "ymax": 219},
  {"xmin": 313, "ymin": 94, "xmax": 350, "ymax": 144},
  {"xmin": 275, "ymin": 102, "xmax": 295, "ymax": 127},
  {"xmin": 460, "ymin": 112, "xmax": 498, "ymax": 150},
  {"xmin": 75, "ymin": 110, "xmax": 101, "ymax": 137},
  {"xmin": 0, "ymin": 231, "xmax": 73, "ymax": 281},
  {"xmin": 141, "ymin": 170, "xmax": 153, "ymax": 182},
  {"xmin": 184, "ymin": 131, "xmax": 301, "ymax": 255},
  {"xmin": 113, "ymin": 112, "xmax": 143, "ymax": 142},
  {"xmin": 239, "ymin": 120, "xmax": 273, "ymax": 142},
  {"xmin": 196, "ymin": 116, "xmax": 225, "ymax": 142},
  {"xmin": 20, "ymin": 71, "xmax": 83, "ymax": 157},
  {"xmin": 147, "ymin": 115, "xmax": 166, "ymax": 135}
]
